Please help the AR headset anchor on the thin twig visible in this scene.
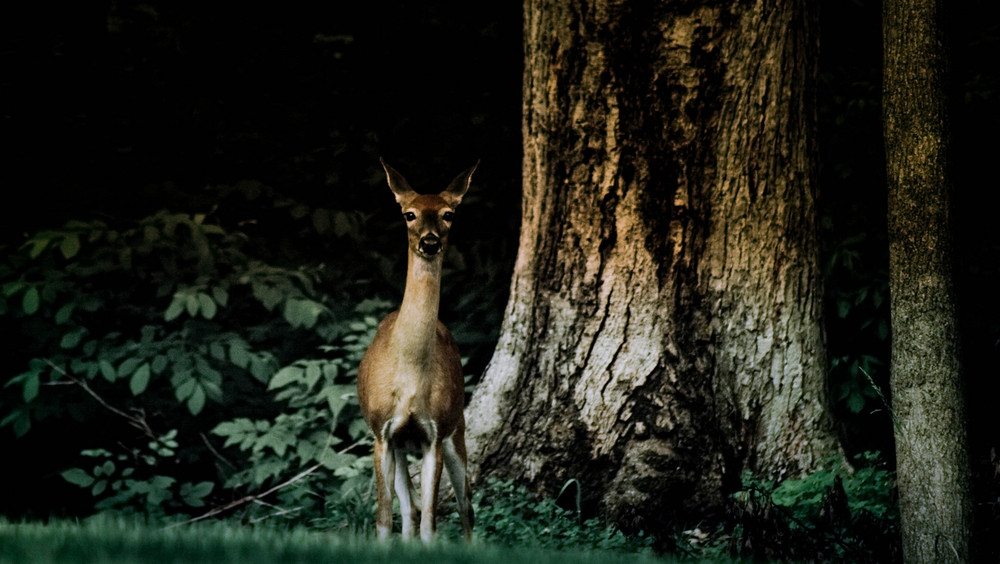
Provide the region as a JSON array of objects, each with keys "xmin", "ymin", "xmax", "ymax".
[
  {"xmin": 44, "ymin": 358, "xmax": 156, "ymax": 439},
  {"xmin": 249, "ymin": 499, "xmax": 303, "ymax": 523},
  {"xmin": 164, "ymin": 462, "xmax": 324, "ymax": 529},
  {"xmin": 168, "ymin": 430, "xmax": 369, "ymax": 528},
  {"xmin": 200, "ymin": 432, "xmax": 236, "ymax": 470}
]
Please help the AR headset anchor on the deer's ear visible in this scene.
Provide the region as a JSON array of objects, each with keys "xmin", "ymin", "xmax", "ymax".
[
  {"xmin": 442, "ymin": 159, "xmax": 479, "ymax": 206},
  {"xmin": 381, "ymin": 158, "xmax": 415, "ymax": 204}
]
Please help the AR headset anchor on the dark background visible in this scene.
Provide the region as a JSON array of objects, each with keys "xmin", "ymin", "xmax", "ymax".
[{"xmin": 1, "ymin": 0, "xmax": 997, "ymax": 543}]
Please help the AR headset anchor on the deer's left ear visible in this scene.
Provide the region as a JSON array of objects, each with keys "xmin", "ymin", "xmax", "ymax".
[
  {"xmin": 442, "ymin": 160, "xmax": 479, "ymax": 206},
  {"xmin": 381, "ymin": 158, "xmax": 416, "ymax": 205}
]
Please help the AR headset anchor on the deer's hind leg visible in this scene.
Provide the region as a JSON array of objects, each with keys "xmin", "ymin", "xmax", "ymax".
[
  {"xmin": 392, "ymin": 447, "xmax": 420, "ymax": 540},
  {"xmin": 443, "ymin": 428, "xmax": 474, "ymax": 540}
]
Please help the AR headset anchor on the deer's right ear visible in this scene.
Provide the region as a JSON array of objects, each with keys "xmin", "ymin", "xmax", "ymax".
[{"xmin": 380, "ymin": 158, "xmax": 415, "ymax": 204}]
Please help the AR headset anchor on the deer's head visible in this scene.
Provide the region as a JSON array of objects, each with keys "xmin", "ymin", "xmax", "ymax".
[{"xmin": 381, "ymin": 158, "xmax": 478, "ymax": 260}]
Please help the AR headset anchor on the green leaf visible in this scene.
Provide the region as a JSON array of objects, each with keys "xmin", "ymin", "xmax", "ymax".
[
  {"xmin": 174, "ymin": 374, "xmax": 196, "ymax": 400},
  {"xmin": 211, "ymin": 421, "xmax": 241, "ymax": 438},
  {"xmin": 180, "ymin": 481, "xmax": 214, "ymax": 507},
  {"xmin": 187, "ymin": 385, "xmax": 206, "ymax": 415},
  {"xmin": 211, "ymin": 286, "xmax": 229, "ymax": 307},
  {"xmin": 323, "ymin": 362, "xmax": 339, "ymax": 381},
  {"xmin": 59, "ymin": 233, "xmax": 81, "ymax": 259},
  {"xmin": 27, "ymin": 237, "xmax": 49, "ymax": 259},
  {"xmin": 95, "ymin": 460, "xmax": 115, "ymax": 477},
  {"xmin": 118, "ymin": 357, "xmax": 142, "ymax": 379},
  {"xmin": 209, "ymin": 341, "xmax": 226, "ymax": 361},
  {"xmin": 151, "ymin": 355, "xmax": 168, "ymax": 374},
  {"xmin": 130, "ymin": 364, "xmax": 151, "ymax": 395},
  {"xmin": 62, "ymin": 468, "xmax": 95, "ymax": 488},
  {"xmin": 185, "ymin": 292, "xmax": 200, "ymax": 317},
  {"xmin": 55, "ymin": 303, "xmax": 75, "ymax": 324},
  {"xmin": 201, "ymin": 378, "xmax": 223, "ymax": 402},
  {"xmin": 319, "ymin": 451, "xmax": 358, "ymax": 471},
  {"xmin": 876, "ymin": 319, "xmax": 889, "ymax": 341},
  {"xmin": 282, "ymin": 298, "xmax": 303, "ymax": 327},
  {"xmin": 164, "ymin": 295, "xmax": 185, "ymax": 322},
  {"xmin": 2, "ymin": 409, "xmax": 31, "ymax": 438},
  {"xmin": 836, "ymin": 299, "xmax": 851, "ymax": 319},
  {"xmin": 23, "ymin": 372, "xmax": 41, "ymax": 403},
  {"xmin": 269, "ymin": 365, "xmax": 303, "ymax": 390},
  {"xmin": 333, "ymin": 211, "xmax": 358, "ymax": 238},
  {"xmin": 146, "ymin": 475, "xmax": 177, "ymax": 505},
  {"xmin": 305, "ymin": 362, "xmax": 322, "ymax": 387},
  {"xmin": 283, "ymin": 298, "xmax": 325, "ymax": 329},
  {"xmin": 22, "ymin": 286, "xmax": 40, "ymax": 315},
  {"xmin": 3, "ymin": 280, "xmax": 25, "ymax": 297},
  {"xmin": 249, "ymin": 355, "xmax": 273, "ymax": 383},
  {"xmin": 846, "ymin": 392, "xmax": 866, "ymax": 414},
  {"xmin": 99, "ymin": 360, "xmax": 116, "ymax": 382},
  {"xmin": 60, "ymin": 328, "xmax": 86, "ymax": 349},
  {"xmin": 198, "ymin": 293, "xmax": 217, "ymax": 320},
  {"xmin": 229, "ymin": 342, "xmax": 250, "ymax": 369}
]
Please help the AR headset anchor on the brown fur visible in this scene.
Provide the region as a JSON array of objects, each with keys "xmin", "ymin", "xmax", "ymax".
[{"xmin": 355, "ymin": 159, "xmax": 477, "ymax": 542}]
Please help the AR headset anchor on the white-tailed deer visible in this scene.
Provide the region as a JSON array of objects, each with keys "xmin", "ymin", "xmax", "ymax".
[{"xmin": 356, "ymin": 158, "xmax": 477, "ymax": 542}]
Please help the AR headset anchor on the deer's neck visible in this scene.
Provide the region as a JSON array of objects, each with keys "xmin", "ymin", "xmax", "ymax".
[{"xmin": 394, "ymin": 253, "xmax": 443, "ymax": 364}]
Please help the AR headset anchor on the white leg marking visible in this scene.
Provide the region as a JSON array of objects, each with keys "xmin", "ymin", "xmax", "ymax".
[
  {"xmin": 420, "ymin": 441, "xmax": 440, "ymax": 543},
  {"xmin": 393, "ymin": 449, "xmax": 417, "ymax": 540},
  {"xmin": 443, "ymin": 435, "xmax": 473, "ymax": 539}
]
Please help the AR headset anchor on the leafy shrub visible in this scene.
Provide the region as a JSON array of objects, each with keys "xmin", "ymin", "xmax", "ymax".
[
  {"xmin": 0, "ymin": 183, "xmax": 394, "ymax": 520},
  {"xmin": 456, "ymin": 479, "xmax": 652, "ymax": 553},
  {"xmin": 61, "ymin": 431, "xmax": 214, "ymax": 516},
  {"xmin": 723, "ymin": 451, "xmax": 900, "ymax": 562},
  {"xmin": 207, "ymin": 300, "xmax": 390, "ymax": 523}
]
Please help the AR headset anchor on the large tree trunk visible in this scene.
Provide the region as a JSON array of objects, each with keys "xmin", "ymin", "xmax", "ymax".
[
  {"xmin": 466, "ymin": 0, "xmax": 839, "ymax": 534},
  {"xmin": 883, "ymin": 0, "xmax": 972, "ymax": 562}
]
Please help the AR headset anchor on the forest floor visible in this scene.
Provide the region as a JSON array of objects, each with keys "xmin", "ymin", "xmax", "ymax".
[{"xmin": 0, "ymin": 518, "xmax": 709, "ymax": 564}]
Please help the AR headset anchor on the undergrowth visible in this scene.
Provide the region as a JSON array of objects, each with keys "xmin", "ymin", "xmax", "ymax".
[
  {"xmin": 675, "ymin": 451, "xmax": 900, "ymax": 563},
  {"xmin": 320, "ymin": 478, "xmax": 653, "ymax": 554},
  {"xmin": 0, "ymin": 517, "xmax": 668, "ymax": 564}
]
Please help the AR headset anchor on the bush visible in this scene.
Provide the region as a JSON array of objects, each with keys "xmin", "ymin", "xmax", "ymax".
[
  {"xmin": 0, "ymin": 182, "xmax": 392, "ymax": 520},
  {"xmin": 720, "ymin": 451, "xmax": 900, "ymax": 562}
]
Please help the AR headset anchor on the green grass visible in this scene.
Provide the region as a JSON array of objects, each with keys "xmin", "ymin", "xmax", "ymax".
[{"xmin": 0, "ymin": 518, "xmax": 677, "ymax": 564}]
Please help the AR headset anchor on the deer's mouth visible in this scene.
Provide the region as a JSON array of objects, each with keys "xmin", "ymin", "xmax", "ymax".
[{"xmin": 417, "ymin": 235, "xmax": 443, "ymax": 257}]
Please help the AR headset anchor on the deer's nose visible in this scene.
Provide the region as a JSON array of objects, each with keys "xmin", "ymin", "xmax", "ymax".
[{"xmin": 418, "ymin": 234, "xmax": 442, "ymax": 256}]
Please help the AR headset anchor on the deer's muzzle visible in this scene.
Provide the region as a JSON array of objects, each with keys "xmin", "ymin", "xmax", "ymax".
[{"xmin": 418, "ymin": 235, "xmax": 442, "ymax": 256}]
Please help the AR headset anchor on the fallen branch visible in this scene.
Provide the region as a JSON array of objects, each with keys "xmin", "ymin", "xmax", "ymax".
[{"xmin": 164, "ymin": 462, "xmax": 323, "ymax": 529}]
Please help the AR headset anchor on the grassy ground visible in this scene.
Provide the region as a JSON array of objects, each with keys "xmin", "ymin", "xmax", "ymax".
[{"xmin": 0, "ymin": 518, "xmax": 680, "ymax": 564}]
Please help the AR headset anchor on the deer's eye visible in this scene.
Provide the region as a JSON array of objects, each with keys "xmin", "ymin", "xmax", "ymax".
[
  {"xmin": 442, "ymin": 211, "xmax": 454, "ymax": 222},
  {"xmin": 404, "ymin": 212, "xmax": 417, "ymax": 222}
]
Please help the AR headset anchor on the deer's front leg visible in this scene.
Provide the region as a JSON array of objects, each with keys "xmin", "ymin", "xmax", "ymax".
[
  {"xmin": 419, "ymin": 440, "xmax": 444, "ymax": 542},
  {"xmin": 373, "ymin": 436, "xmax": 395, "ymax": 540}
]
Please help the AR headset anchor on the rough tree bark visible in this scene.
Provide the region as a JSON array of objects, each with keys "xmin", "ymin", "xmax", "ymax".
[
  {"xmin": 466, "ymin": 0, "xmax": 840, "ymax": 534},
  {"xmin": 883, "ymin": 0, "xmax": 972, "ymax": 561}
]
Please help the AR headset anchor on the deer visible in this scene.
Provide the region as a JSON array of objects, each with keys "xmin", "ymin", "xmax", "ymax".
[{"xmin": 356, "ymin": 158, "xmax": 478, "ymax": 542}]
